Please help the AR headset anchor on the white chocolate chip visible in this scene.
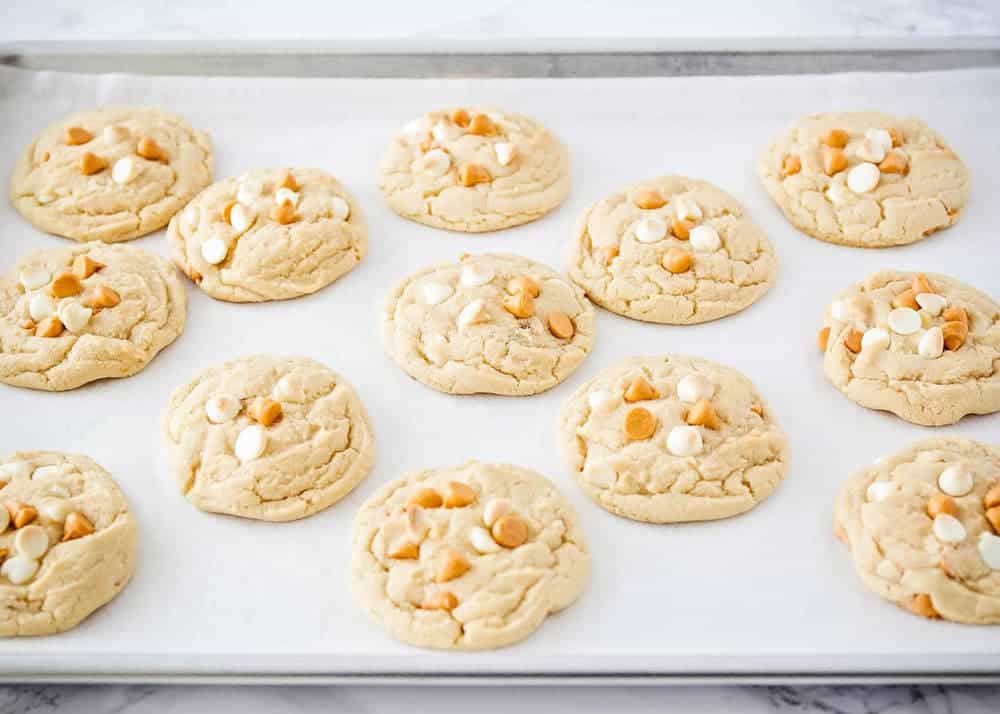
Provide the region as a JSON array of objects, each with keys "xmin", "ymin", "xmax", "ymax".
[
  {"xmin": 667, "ymin": 426, "xmax": 703, "ymax": 457},
  {"xmin": 915, "ymin": 293, "xmax": 946, "ymax": 316},
  {"xmin": 587, "ymin": 389, "xmax": 618, "ymax": 415},
  {"xmin": 830, "ymin": 300, "xmax": 849, "ymax": 323},
  {"xmin": 200, "ymin": 237, "xmax": 229, "ymax": 265},
  {"xmin": 422, "ymin": 281, "xmax": 453, "ymax": 306},
  {"xmin": 111, "ymin": 157, "xmax": 142, "ymax": 185},
  {"xmin": 460, "ymin": 264, "xmax": 495, "ymax": 288},
  {"xmin": 978, "ymin": 532, "xmax": 1000, "ymax": 570},
  {"xmin": 855, "ymin": 137, "xmax": 886, "ymax": 163},
  {"xmin": 482, "ymin": 498, "xmax": 512, "ymax": 528},
  {"xmin": 0, "ymin": 461, "xmax": 30, "ymax": 482},
  {"xmin": 31, "ymin": 465, "xmax": 61, "ymax": 480},
  {"xmin": 432, "ymin": 120, "xmax": 462, "ymax": 143},
  {"xmin": 457, "ymin": 298, "xmax": 489, "ymax": 329},
  {"xmin": 403, "ymin": 116, "xmax": 431, "ymax": 137},
  {"xmin": 274, "ymin": 187, "xmax": 299, "ymax": 208},
  {"xmin": 36, "ymin": 191, "xmax": 56, "ymax": 205},
  {"xmin": 875, "ymin": 559, "xmax": 901, "ymax": 582},
  {"xmin": 494, "ymin": 142, "xmax": 516, "ymax": 166},
  {"xmin": 47, "ymin": 484, "xmax": 71, "ymax": 499},
  {"xmin": 235, "ymin": 425, "xmax": 267, "ymax": 463},
  {"xmin": 205, "ymin": 394, "xmax": 240, "ymax": 424},
  {"xmin": 236, "ymin": 179, "xmax": 263, "ymax": 206},
  {"xmin": 1, "ymin": 555, "xmax": 39, "ymax": 585},
  {"xmin": 180, "ymin": 206, "xmax": 199, "ymax": 233},
  {"xmin": 582, "ymin": 461, "xmax": 616, "ymax": 488},
  {"xmin": 58, "ymin": 300, "xmax": 92, "ymax": 333},
  {"xmin": 932, "ymin": 513, "xmax": 966, "ymax": 544},
  {"xmin": 103, "ymin": 124, "xmax": 130, "ymax": 143},
  {"xmin": 229, "ymin": 203, "xmax": 256, "ymax": 234},
  {"xmin": 38, "ymin": 498, "xmax": 70, "ymax": 523},
  {"xmin": 674, "ymin": 197, "xmax": 702, "ymax": 222},
  {"xmin": 469, "ymin": 526, "xmax": 501, "ymax": 554},
  {"xmin": 330, "ymin": 196, "xmax": 350, "ymax": 221},
  {"xmin": 634, "ymin": 217, "xmax": 667, "ymax": 243},
  {"xmin": 846, "ymin": 162, "xmax": 880, "ymax": 194},
  {"xmin": 938, "ymin": 464, "xmax": 973, "ymax": 497},
  {"xmin": 15, "ymin": 525, "xmax": 49, "ymax": 559},
  {"xmin": 861, "ymin": 327, "xmax": 891, "ymax": 351},
  {"xmin": 918, "ymin": 327, "xmax": 944, "ymax": 359},
  {"xmin": 689, "ymin": 224, "xmax": 721, "ymax": 253},
  {"xmin": 866, "ymin": 128, "xmax": 894, "ymax": 154},
  {"xmin": 887, "ymin": 307, "xmax": 920, "ymax": 335},
  {"xmin": 29, "ymin": 294, "xmax": 56, "ymax": 321},
  {"xmin": 419, "ymin": 149, "xmax": 451, "ymax": 177},
  {"xmin": 866, "ymin": 480, "xmax": 895, "ymax": 502},
  {"xmin": 19, "ymin": 268, "xmax": 51, "ymax": 291},
  {"xmin": 825, "ymin": 182, "xmax": 850, "ymax": 205},
  {"xmin": 273, "ymin": 375, "xmax": 306, "ymax": 403},
  {"xmin": 676, "ymin": 374, "xmax": 713, "ymax": 403}
]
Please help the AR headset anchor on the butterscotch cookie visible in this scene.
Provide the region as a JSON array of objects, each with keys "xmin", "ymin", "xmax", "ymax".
[
  {"xmin": 0, "ymin": 451, "xmax": 138, "ymax": 636},
  {"xmin": 167, "ymin": 168, "xmax": 366, "ymax": 302},
  {"xmin": 835, "ymin": 437, "xmax": 1000, "ymax": 624},
  {"xmin": 818, "ymin": 270, "xmax": 1000, "ymax": 426},
  {"xmin": 378, "ymin": 107, "xmax": 570, "ymax": 232},
  {"xmin": 558, "ymin": 355, "xmax": 788, "ymax": 523},
  {"xmin": 351, "ymin": 460, "xmax": 589, "ymax": 650},
  {"xmin": 0, "ymin": 243, "xmax": 186, "ymax": 391},
  {"xmin": 569, "ymin": 176, "xmax": 777, "ymax": 324},
  {"xmin": 382, "ymin": 253, "xmax": 595, "ymax": 395},
  {"xmin": 10, "ymin": 107, "xmax": 213, "ymax": 242},
  {"xmin": 759, "ymin": 112, "xmax": 969, "ymax": 247},
  {"xmin": 164, "ymin": 355, "xmax": 375, "ymax": 521}
]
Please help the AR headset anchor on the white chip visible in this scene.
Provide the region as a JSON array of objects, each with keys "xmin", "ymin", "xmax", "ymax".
[
  {"xmin": 676, "ymin": 374, "xmax": 713, "ymax": 403},
  {"xmin": 918, "ymin": 327, "xmax": 944, "ymax": 359},
  {"xmin": 15, "ymin": 525, "xmax": 49, "ymax": 559},
  {"xmin": 1, "ymin": 555, "xmax": 39, "ymax": 585},
  {"xmin": 111, "ymin": 157, "xmax": 142, "ymax": 185},
  {"xmin": 634, "ymin": 217, "xmax": 667, "ymax": 243},
  {"xmin": 200, "ymin": 237, "xmax": 229, "ymax": 265},
  {"xmin": 666, "ymin": 426, "xmax": 703, "ymax": 457},
  {"xmin": 932, "ymin": 513, "xmax": 966, "ymax": 544},
  {"xmin": 866, "ymin": 128, "xmax": 894, "ymax": 153},
  {"xmin": 229, "ymin": 203, "xmax": 256, "ymax": 234},
  {"xmin": 482, "ymin": 498, "xmax": 513, "ymax": 528},
  {"xmin": 422, "ymin": 281, "xmax": 453, "ymax": 306},
  {"xmin": 31, "ymin": 465, "xmax": 61, "ymax": 480},
  {"xmin": 403, "ymin": 116, "xmax": 431, "ymax": 137},
  {"xmin": 38, "ymin": 498, "xmax": 70, "ymax": 523},
  {"xmin": 469, "ymin": 526, "xmax": 501, "ymax": 554},
  {"xmin": 457, "ymin": 298, "xmax": 489, "ymax": 329},
  {"xmin": 861, "ymin": 327, "xmax": 891, "ymax": 351},
  {"xmin": 855, "ymin": 137, "xmax": 886, "ymax": 163},
  {"xmin": 674, "ymin": 197, "xmax": 702, "ymax": 221},
  {"xmin": 29, "ymin": 294, "xmax": 56, "ymax": 321},
  {"xmin": 978, "ymin": 532, "xmax": 1000, "ymax": 570},
  {"xmin": 180, "ymin": 206, "xmax": 200, "ymax": 233},
  {"xmin": 587, "ymin": 389, "xmax": 618, "ymax": 415},
  {"xmin": 887, "ymin": 307, "xmax": 920, "ymax": 335},
  {"xmin": 938, "ymin": 464, "xmax": 974, "ymax": 497},
  {"xmin": 236, "ymin": 179, "xmax": 264, "ymax": 206},
  {"xmin": 432, "ymin": 120, "xmax": 463, "ymax": 144},
  {"xmin": 19, "ymin": 268, "xmax": 51, "ymax": 291},
  {"xmin": 206, "ymin": 394, "xmax": 240, "ymax": 424},
  {"xmin": 330, "ymin": 196, "xmax": 350, "ymax": 221},
  {"xmin": 582, "ymin": 461, "xmax": 617, "ymax": 488},
  {"xmin": 36, "ymin": 191, "xmax": 56, "ymax": 205},
  {"xmin": 689, "ymin": 225, "xmax": 721, "ymax": 253},
  {"xmin": 866, "ymin": 480, "xmax": 895, "ymax": 502},
  {"xmin": 915, "ymin": 293, "xmax": 946, "ymax": 316},
  {"xmin": 47, "ymin": 484, "xmax": 71, "ymax": 499},
  {"xmin": 274, "ymin": 187, "xmax": 300, "ymax": 208},
  {"xmin": 235, "ymin": 425, "xmax": 267, "ymax": 463},
  {"xmin": 847, "ymin": 162, "xmax": 880, "ymax": 194},
  {"xmin": 0, "ymin": 461, "xmax": 30, "ymax": 482},
  {"xmin": 460, "ymin": 264, "xmax": 495, "ymax": 287},
  {"xmin": 494, "ymin": 142, "xmax": 516, "ymax": 166},
  {"xmin": 273, "ymin": 375, "xmax": 306, "ymax": 403},
  {"xmin": 829, "ymin": 300, "xmax": 849, "ymax": 323},
  {"xmin": 103, "ymin": 124, "xmax": 130, "ymax": 143},
  {"xmin": 57, "ymin": 300, "xmax": 92, "ymax": 334},
  {"xmin": 419, "ymin": 149, "xmax": 451, "ymax": 177},
  {"xmin": 825, "ymin": 182, "xmax": 850, "ymax": 205}
]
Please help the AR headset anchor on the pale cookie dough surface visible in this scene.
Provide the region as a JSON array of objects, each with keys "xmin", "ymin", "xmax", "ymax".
[
  {"xmin": 0, "ymin": 243, "xmax": 186, "ymax": 391},
  {"xmin": 10, "ymin": 106, "xmax": 213, "ymax": 243},
  {"xmin": 164, "ymin": 355, "xmax": 375, "ymax": 521},
  {"xmin": 559, "ymin": 355, "xmax": 788, "ymax": 523},
  {"xmin": 378, "ymin": 106, "xmax": 570, "ymax": 232},
  {"xmin": 167, "ymin": 168, "xmax": 366, "ymax": 302},
  {"xmin": 759, "ymin": 111, "xmax": 969, "ymax": 247},
  {"xmin": 820, "ymin": 270, "xmax": 1000, "ymax": 426},
  {"xmin": 834, "ymin": 437, "xmax": 1000, "ymax": 625},
  {"xmin": 569, "ymin": 176, "xmax": 777, "ymax": 324},
  {"xmin": 382, "ymin": 253, "xmax": 595, "ymax": 396},
  {"xmin": 351, "ymin": 460, "xmax": 589, "ymax": 650},
  {"xmin": 0, "ymin": 451, "xmax": 137, "ymax": 637}
]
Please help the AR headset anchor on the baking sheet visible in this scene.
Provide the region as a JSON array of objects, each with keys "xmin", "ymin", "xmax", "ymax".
[{"xmin": 0, "ymin": 65, "xmax": 999, "ymax": 680}]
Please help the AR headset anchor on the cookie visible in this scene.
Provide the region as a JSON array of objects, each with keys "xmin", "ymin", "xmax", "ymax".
[
  {"xmin": 167, "ymin": 168, "xmax": 366, "ymax": 303},
  {"xmin": 10, "ymin": 107, "xmax": 213, "ymax": 243},
  {"xmin": 759, "ymin": 112, "xmax": 969, "ymax": 248},
  {"xmin": 0, "ymin": 243, "xmax": 186, "ymax": 391},
  {"xmin": 835, "ymin": 437, "xmax": 1000, "ymax": 624},
  {"xmin": 558, "ymin": 355, "xmax": 788, "ymax": 523},
  {"xmin": 0, "ymin": 451, "xmax": 137, "ymax": 636},
  {"xmin": 164, "ymin": 355, "xmax": 375, "ymax": 521},
  {"xmin": 568, "ymin": 176, "xmax": 777, "ymax": 324},
  {"xmin": 382, "ymin": 253, "xmax": 595, "ymax": 396},
  {"xmin": 378, "ymin": 107, "xmax": 570, "ymax": 232},
  {"xmin": 818, "ymin": 270, "xmax": 1000, "ymax": 426},
  {"xmin": 351, "ymin": 460, "xmax": 589, "ymax": 650}
]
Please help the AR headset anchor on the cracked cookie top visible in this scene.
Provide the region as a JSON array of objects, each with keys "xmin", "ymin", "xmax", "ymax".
[
  {"xmin": 381, "ymin": 253, "xmax": 595, "ymax": 396},
  {"xmin": 350, "ymin": 460, "xmax": 589, "ymax": 650},
  {"xmin": 164, "ymin": 355, "xmax": 376, "ymax": 521},
  {"xmin": 10, "ymin": 106, "xmax": 213, "ymax": 243},
  {"xmin": 0, "ymin": 450, "xmax": 137, "ymax": 636},
  {"xmin": 759, "ymin": 111, "xmax": 969, "ymax": 248},
  {"xmin": 559, "ymin": 355, "xmax": 788, "ymax": 523},
  {"xmin": 818, "ymin": 270, "xmax": 1000, "ymax": 426},
  {"xmin": 834, "ymin": 437, "xmax": 1000, "ymax": 625},
  {"xmin": 568, "ymin": 176, "xmax": 776, "ymax": 324},
  {"xmin": 377, "ymin": 106, "xmax": 570, "ymax": 233},
  {"xmin": 0, "ymin": 243, "xmax": 186, "ymax": 391},
  {"xmin": 167, "ymin": 168, "xmax": 366, "ymax": 302}
]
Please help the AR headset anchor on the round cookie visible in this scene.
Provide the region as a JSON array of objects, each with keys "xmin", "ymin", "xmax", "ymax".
[
  {"xmin": 0, "ymin": 243, "xmax": 186, "ymax": 391},
  {"xmin": 167, "ymin": 168, "xmax": 366, "ymax": 303},
  {"xmin": 10, "ymin": 106, "xmax": 213, "ymax": 243},
  {"xmin": 382, "ymin": 253, "xmax": 595, "ymax": 396},
  {"xmin": 834, "ymin": 437, "xmax": 1000, "ymax": 624},
  {"xmin": 818, "ymin": 270, "xmax": 1000, "ymax": 426},
  {"xmin": 0, "ymin": 451, "xmax": 138, "ymax": 636},
  {"xmin": 164, "ymin": 355, "xmax": 375, "ymax": 521},
  {"xmin": 569, "ymin": 176, "xmax": 777, "ymax": 324},
  {"xmin": 759, "ymin": 112, "xmax": 969, "ymax": 247},
  {"xmin": 351, "ymin": 460, "xmax": 589, "ymax": 650},
  {"xmin": 378, "ymin": 106, "xmax": 570, "ymax": 232},
  {"xmin": 558, "ymin": 355, "xmax": 788, "ymax": 523}
]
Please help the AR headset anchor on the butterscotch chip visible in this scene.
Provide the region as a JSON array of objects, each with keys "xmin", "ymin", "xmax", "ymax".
[
  {"xmin": 985, "ymin": 484, "xmax": 1000, "ymax": 509},
  {"xmin": 905, "ymin": 593, "xmax": 939, "ymax": 619},
  {"xmin": 780, "ymin": 154, "xmax": 801, "ymax": 178},
  {"xmin": 271, "ymin": 201, "xmax": 298, "ymax": 225},
  {"xmin": 892, "ymin": 289, "xmax": 919, "ymax": 310},
  {"xmin": 817, "ymin": 326, "xmax": 831, "ymax": 351},
  {"xmin": 662, "ymin": 247, "xmax": 692, "ymax": 274},
  {"xmin": 822, "ymin": 146, "xmax": 848, "ymax": 175},
  {"xmin": 624, "ymin": 376, "xmax": 658, "ymax": 402},
  {"xmin": 387, "ymin": 540, "xmax": 420, "ymax": 560},
  {"xmin": 686, "ymin": 399, "xmax": 720, "ymax": 429},
  {"xmin": 136, "ymin": 136, "xmax": 166, "ymax": 161},
  {"xmin": 422, "ymin": 591, "xmax": 458, "ymax": 611},
  {"xmin": 13, "ymin": 505, "xmax": 38, "ymax": 529},
  {"xmin": 623, "ymin": 407, "xmax": 656, "ymax": 441},
  {"xmin": 19, "ymin": 319, "xmax": 35, "ymax": 330},
  {"xmin": 635, "ymin": 189, "xmax": 666, "ymax": 209},
  {"xmin": 249, "ymin": 398, "xmax": 283, "ymax": 426},
  {"xmin": 222, "ymin": 200, "xmax": 237, "ymax": 223},
  {"xmin": 491, "ymin": 514, "xmax": 528, "ymax": 548},
  {"xmin": 277, "ymin": 171, "xmax": 299, "ymax": 191},
  {"xmin": 750, "ymin": 402, "xmax": 764, "ymax": 417},
  {"xmin": 443, "ymin": 481, "xmax": 476, "ymax": 508},
  {"xmin": 503, "ymin": 292, "xmax": 535, "ymax": 319},
  {"xmin": 4, "ymin": 501, "xmax": 22, "ymax": 520},
  {"xmin": 78, "ymin": 151, "xmax": 108, "ymax": 176},
  {"xmin": 912, "ymin": 273, "xmax": 935, "ymax": 295},
  {"xmin": 73, "ymin": 254, "xmax": 105, "ymax": 279},
  {"xmin": 62, "ymin": 512, "xmax": 95, "ymax": 541},
  {"xmin": 595, "ymin": 246, "xmax": 619, "ymax": 266},
  {"xmin": 506, "ymin": 275, "xmax": 540, "ymax": 298},
  {"xmin": 670, "ymin": 218, "xmax": 693, "ymax": 240},
  {"xmin": 40, "ymin": 151, "xmax": 50, "ymax": 163},
  {"xmin": 408, "ymin": 488, "xmax": 443, "ymax": 509},
  {"xmin": 436, "ymin": 549, "xmax": 471, "ymax": 582},
  {"xmin": 459, "ymin": 162, "xmax": 491, "ymax": 187},
  {"xmin": 50, "ymin": 271, "xmax": 83, "ymax": 298},
  {"xmin": 888, "ymin": 128, "xmax": 904, "ymax": 147},
  {"xmin": 843, "ymin": 329, "xmax": 863, "ymax": 353},
  {"xmin": 942, "ymin": 306, "xmax": 968, "ymax": 326},
  {"xmin": 65, "ymin": 126, "xmax": 93, "ymax": 146},
  {"xmin": 941, "ymin": 320, "xmax": 968, "ymax": 351},
  {"xmin": 466, "ymin": 113, "xmax": 495, "ymax": 136},
  {"xmin": 547, "ymin": 312, "xmax": 575, "ymax": 339},
  {"xmin": 926, "ymin": 493, "xmax": 958, "ymax": 518},
  {"xmin": 986, "ymin": 506, "xmax": 1000, "ymax": 534},
  {"xmin": 879, "ymin": 151, "xmax": 908, "ymax": 175},
  {"xmin": 449, "ymin": 108, "xmax": 471, "ymax": 128},
  {"xmin": 821, "ymin": 129, "xmax": 849, "ymax": 148},
  {"xmin": 90, "ymin": 285, "xmax": 121, "ymax": 309},
  {"xmin": 35, "ymin": 316, "xmax": 64, "ymax": 338}
]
